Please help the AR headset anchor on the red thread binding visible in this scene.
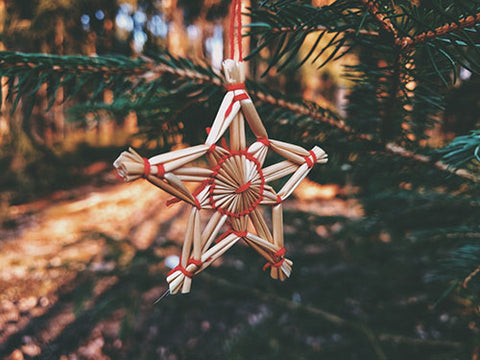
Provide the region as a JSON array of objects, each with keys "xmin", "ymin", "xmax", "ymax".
[
  {"xmin": 143, "ymin": 157, "xmax": 151, "ymax": 177},
  {"xmin": 262, "ymin": 247, "xmax": 286, "ymax": 271},
  {"xmin": 257, "ymin": 137, "xmax": 270, "ymax": 147},
  {"xmin": 216, "ymin": 229, "xmax": 248, "ymax": 243},
  {"xmin": 236, "ymin": 0, "xmax": 242, "ymax": 61},
  {"xmin": 235, "ymin": 180, "xmax": 251, "ymax": 194},
  {"xmin": 187, "ymin": 258, "xmax": 203, "ymax": 267},
  {"xmin": 208, "ymin": 150, "xmax": 265, "ymax": 218},
  {"xmin": 194, "ymin": 197, "xmax": 202, "ymax": 210},
  {"xmin": 167, "ymin": 257, "xmax": 194, "ymax": 278},
  {"xmin": 156, "ymin": 164, "xmax": 165, "ymax": 178},
  {"xmin": 206, "ymin": 127, "xmax": 211, "ymax": 134},
  {"xmin": 227, "ymin": 83, "xmax": 246, "ymax": 92},
  {"xmin": 229, "ymin": 0, "xmax": 243, "ymax": 61},
  {"xmin": 208, "ymin": 144, "xmax": 216, "ymax": 153},
  {"xmin": 276, "ymin": 195, "xmax": 282, "ymax": 204},
  {"xmin": 220, "ymin": 138, "xmax": 230, "ymax": 151},
  {"xmin": 304, "ymin": 150, "xmax": 318, "ymax": 168},
  {"xmin": 275, "ymin": 247, "xmax": 286, "ymax": 257},
  {"xmin": 263, "ymin": 258, "xmax": 285, "ymax": 271},
  {"xmin": 224, "ymin": 93, "xmax": 249, "ymax": 118},
  {"xmin": 229, "ymin": 0, "xmax": 236, "ymax": 60}
]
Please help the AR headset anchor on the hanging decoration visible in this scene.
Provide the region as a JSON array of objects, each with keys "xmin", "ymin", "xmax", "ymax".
[{"xmin": 114, "ymin": 0, "xmax": 328, "ymax": 294}]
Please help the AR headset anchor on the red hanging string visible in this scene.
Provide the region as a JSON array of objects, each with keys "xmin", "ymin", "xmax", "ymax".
[
  {"xmin": 236, "ymin": 0, "xmax": 243, "ymax": 61},
  {"xmin": 229, "ymin": 0, "xmax": 243, "ymax": 61}
]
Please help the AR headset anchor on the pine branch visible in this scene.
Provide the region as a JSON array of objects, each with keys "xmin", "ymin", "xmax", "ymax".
[
  {"xmin": 359, "ymin": 0, "xmax": 398, "ymax": 36},
  {"xmin": 0, "ymin": 50, "xmax": 476, "ymax": 181},
  {"xmin": 438, "ymin": 130, "xmax": 480, "ymax": 171},
  {"xmin": 398, "ymin": 12, "xmax": 480, "ymax": 49},
  {"xmin": 268, "ymin": 25, "xmax": 379, "ymax": 37},
  {"xmin": 202, "ymin": 274, "xmax": 461, "ymax": 354},
  {"xmin": 462, "ymin": 263, "xmax": 480, "ymax": 289},
  {"xmin": 439, "ymin": 243, "xmax": 480, "ymax": 292}
]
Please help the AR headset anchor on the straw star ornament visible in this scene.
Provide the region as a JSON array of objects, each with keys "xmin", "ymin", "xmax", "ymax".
[{"xmin": 114, "ymin": 60, "xmax": 328, "ymax": 294}]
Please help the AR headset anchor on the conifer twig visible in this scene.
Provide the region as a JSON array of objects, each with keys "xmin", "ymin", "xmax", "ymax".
[
  {"xmin": 268, "ymin": 25, "xmax": 379, "ymax": 37},
  {"xmin": 462, "ymin": 263, "xmax": 480, "ymax": 289},
  {"xmin": 359, "ymin": 0, "xmax": 398, "ymax": 36},
  {"xmin": 0, "ymin": 51, "xmax": 476, "ymax": 181},
  {"xmin": 201, "ymin": 273, "xmax": 461, "ymax": 356},
  {"xmin": 397, "ymin": 12, "xmax": 480, "ymax": 50}
]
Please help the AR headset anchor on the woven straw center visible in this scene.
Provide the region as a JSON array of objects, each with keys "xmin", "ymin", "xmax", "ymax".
[{"xmin": 209, "ymin": 151, "xmax": 265, "ymax": 217}]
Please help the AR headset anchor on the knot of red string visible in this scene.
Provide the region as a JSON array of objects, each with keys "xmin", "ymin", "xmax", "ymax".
[
  {"xmin": 257, "ymin": 137, "xmax": 270, "ymax": 147},
  {"xmin": 276, "ymin": 194, "xmax": 282, "ymax": 204},
  {"xmin": 167, "ymin": 263, "xmax": 194, "ymax": 278},
  {"xmin": 216, "ymin": 229, "xmax": 248, "ymax": 243},
  {"xmin": 227, "ymin": 83, "xmax": 246, "ymax": 92},
  {"xmin": 224, "ymin": 93, "xmax": 249, "ymax": 119},
  {"xmin": 143, "ymin": 157, "xmax": 165, "ymax": 178},
  {"xmin": 208, "ymin": 144, "xmax": 216, "ymax": 153},
  {"xmin": 262, "ymin": 247, "xmax": 286, "ymax": 271},
  {"xmin": 304, "ymin": 150, "xmax": 318, "ymax": 168},
  {"xmin": 187, "ymin": 258, "xmax": 203, "ymax": 267},
  {"xmin": 235, "ymin": 181, "xmax": 251, "ymax": 194}
]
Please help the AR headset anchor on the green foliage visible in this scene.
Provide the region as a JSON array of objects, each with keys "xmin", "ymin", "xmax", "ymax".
[
  {"xmin": 438, "ymin": 130, "xmax": 480, "ymax": 169},
  {"xmin": 1, "ymin": 1, "xmax": 480, "ymax": 356}
]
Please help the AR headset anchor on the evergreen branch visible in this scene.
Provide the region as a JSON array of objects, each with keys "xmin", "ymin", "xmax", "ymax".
[
  {"xmin": 359, "ymin": 0, "xmax": 398, "ymax": 36},
  {"xmin": 268, "ymin": 25, "xmax": 379, "ymax": 37},
  {"xmin": 438, "ymin": 131, "xmax": 480, "ymax": 170},
  {"xmin": 462, "ymin": 263, "xmax": 480, "ymax": 289},
  {"xmin": 255, "ymin": 88, "xmax": 477, "ymax": 181},
  {"xmin": 385, "ymin": 143, "xmax": 477, "ymax": 182},
  {"xmin": 0, "ymin": 50, "xmax": 476, "ymax": 181},
  {"xmin": 398, "ymin": 12, "xmax": 480, "ymax": 49},
  {"xmin": 202, "ymin": 274, "xmax": 461, "ymax": 355},
  {"xmin": 439, "ymin": 243, "xmax": 480, "ymax": 292}
]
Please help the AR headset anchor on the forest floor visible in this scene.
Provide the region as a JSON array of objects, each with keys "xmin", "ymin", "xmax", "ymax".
[{"xmin": 0, "ymin": 161, "xmax": 473, "ymax": 360}]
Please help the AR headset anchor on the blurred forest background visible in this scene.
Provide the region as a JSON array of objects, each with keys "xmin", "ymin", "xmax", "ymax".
[{"xmin": 0, "ymin": 0, "xmax": 480, "ymax": 359}]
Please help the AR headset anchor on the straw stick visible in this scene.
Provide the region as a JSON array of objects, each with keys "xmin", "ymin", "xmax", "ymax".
[
  {"xmin": 205, "ymin": 92, "xmax": 235, "ymax": 145},
  {"xmin": 249, "ymin": 207, "xmax": 273, "ymax": 243},
  {"xmin": 241, "ymin": 98, "xmax": 268, "ymax": 138},
  {"xmin": 239, "ymin": 112, "xmax": 246, "ymax": 149},
  {"xmin": 270, "ymin": 139, "xmax": 310, "ymax": 157},
  {"xmin": 272, "ymin": 204, "xmax": 284, "ymax": 249},
  {"xmin": 277, "ymin": 164, "xmax": 310, "ymax": 200},
  {"xmin": 202, "ymin": 213, "xmax": 228, "ymax": 251},
  {"xmin": 173, "ymin": 167, "xmax": 213, "ymax": 176},
  {"xmin": 269, "ymin": 144, "xmax": 306, "ymax": 165},
  {"xmin": 149, "ymin": 144, "xmax": 208, "ymax": 165},
  {"xmin": 230, "ymin": 112, "xmax": 241, "ymax": 151},
  {"xmin": 147, "ymin": 176, "xmax": 195, "ymax": 206},
  {"xmin": 263, "ymin": 161, "xmax": 298, "ymax": 182}
]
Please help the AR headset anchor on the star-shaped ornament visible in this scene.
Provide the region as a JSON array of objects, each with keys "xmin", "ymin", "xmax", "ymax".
[{"xmin": 114, "ymin": 60, "xmax": 328, "ymax": 294}]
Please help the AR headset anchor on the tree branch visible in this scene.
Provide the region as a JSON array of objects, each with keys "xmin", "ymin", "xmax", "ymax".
[
  {"xmin": 398, "ymin": 12, "xmax": 480, "ymax": 50},
  {"xmin": 201, "ymin": 273, "xmax": 461, "ymax": 356},
  {"xmin": 268, "ymin": 25, "xmax": 379, "ymax": 37},
  {"xmin": 0, "ymin": 51, "xmax": 476, "ymax": 182},
  {"xmin": 359, "ymin": 0, "xmax": 398, "ymax": 36}
]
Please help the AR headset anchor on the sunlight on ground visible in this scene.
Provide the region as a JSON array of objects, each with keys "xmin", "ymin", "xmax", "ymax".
[{"xmin": 0, "ymin": 171, "xmax": 363, "ymax": 357}]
